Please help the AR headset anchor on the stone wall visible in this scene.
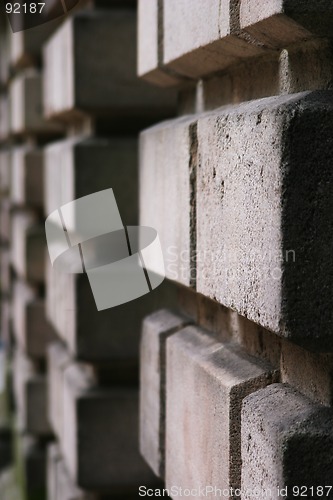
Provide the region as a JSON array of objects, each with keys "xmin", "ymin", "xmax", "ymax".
[{"xmin": 0, "ymin": 1, "xmax": 333, "ymax": 499}]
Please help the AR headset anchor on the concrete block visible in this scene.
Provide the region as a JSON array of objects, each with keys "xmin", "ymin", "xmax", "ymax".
[
  {"xmin": 241, "ymin": 0, "xmax": 333, "ymax": 48},
  {"xmin": 10, "ymin": 17, "xmax": 62, "ymax": 69},
  {"xmin": 166, "ymin": 326, "xmax": 277, "ymax": 494},
  {"xmin": 137, "ymin": 0, "xmax": 182, "ymax": 86},
  {"xmin": 47, "ymin": 444, "xmax": 96, "ymax": 500},
  {"xmin": 11, "ymin": 146, "xmax": 44, "ymax": 207},
  {"xmin": 242, "ymin": 384, "xmax": 333, "ymax": 497},
  {"xmin": 196, "ymin": 91, "xmax": 333, "ymax": 351},
  {"xmin": 44, "ymin": 136, "xmax": 138, "ymax": 226},
  {"xmin": 47, "ymin": 342, "xmax": 73, "ymax": 441},
  {"xmin": 0, "ymin": 149, "xmax": 11, "ymax": 198},
  {"xmin": 162, "ymin": 0, "xmax": 264, "ymax": 80},
  {"xmin": 0, "ymin": 28, "xmax": 10, "ymax": 88},
  {"xmin": 11, "ymin": 212, "xmax": 46, "ymax": 284},
  {"xmin": 13, "ymin": 280, "xmax": 55, "ymax": 359},
  {"xmin": 140, "ymin": 116, "xmax": 196, "ymax": 287},
  {"xmin": 0, "ymin": 199, "xmax": 11, "ymax": 244},
  {"xmin": 0, "ymin": 250, "xmax": 10, "ymax": 298},
  {"xmin": 0, "ymin": 96, "xmax": 10, "ymax": 142},
  {"xmin": 47, "ymin": 444, "xmax": 60, "ymax": 500},
  {"xmin": 61, "ymin": 363, "xmax": 158, "ymax": 490},
  {"xmin": 140, "ymin": 309, "xmax": 191, "ymax": 478},
  {"xmin": 43, "ymin": 10, "xmax": 176, "ymax": 121},
  {"xmin": 14, "ymin": 430, "xmax": 47, "ymax": 500},
  {"xmin": 1, "ymin": 300, "xmax": 11, "ymax": 345},
  {"xmin": 9, "ymin": 70, "xmax": 62, "ymax": 136},
  {"xmin": 13, "ymin": 349, "xmax": 51, "ymax": 436}
]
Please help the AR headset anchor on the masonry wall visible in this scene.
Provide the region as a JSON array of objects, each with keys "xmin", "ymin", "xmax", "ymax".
[
  {"xmin": 138, "ymin": 1, "xmax": 333, "ymax": 499},
  {"xmin": 0, "ymin": 1, "xmax": 333, "ymax": 500}
]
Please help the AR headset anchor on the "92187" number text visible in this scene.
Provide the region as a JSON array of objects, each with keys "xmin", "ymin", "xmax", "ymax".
[{"xmin": 5, "ymin": 3, "xmax": 45, "ymax": 14}]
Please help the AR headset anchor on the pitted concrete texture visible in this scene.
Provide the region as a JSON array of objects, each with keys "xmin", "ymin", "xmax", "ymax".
[
  {"xmin": 197, "ymin": 91, "xmax": 333, "ymax": 351},
  {"xmin": 166, "ymin": 326, "xmax": 277, "ymax": 499},
  {"xmin": 242, "ymin": 384, "xmax": 333, "ymax": 498}
]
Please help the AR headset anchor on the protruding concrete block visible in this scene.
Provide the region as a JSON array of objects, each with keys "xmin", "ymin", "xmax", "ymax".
[
  {"xmin": 44, "ymin": 136, "xmax": 138, "ymax": 226},
  {"xmin": 43, "ymin": 10, "xmax": 176, "ymax": 121},
  {"xmin": 0, "ymin": 250, "xmax": 10, "ymax": 299},
  {"xmin": 14, "ymin": 430, "xmax": 47, "ymax": 500},
  {"xmin": 11, "ymin": 146, "xmax": 44, "ymax": 207},
  {"xmin": 241, "ymin": 0, "xmax": 333, "ymax": 49},
  {"xmin": 0, "ymin": 96, "xmax": 10, "ymax": 142},
  {"xmin": 140, "ymin": 309, "xmax": 191, "ymax": 478},
  {"xmin": 10, "ymin": 17, "xmax": 62, "ymax": 69},
  {"xmin": 61, "ymin": 363, "xmax": 159, "ymax": 491},
  {"xmin": 0, "ymin": 27, "xmax": 10, "ymax": 89},
  {"xmin": 13, "ymin": 280, "xmax": 55, "ymax": 359},
  {"xmin": 11, "ymin": 212, "xmax": 45, "ymax": 284},
  {"xmin": 47, "ymin": 444, "xmax": 96, "ymax": 500},
  {"xmin": 10, "ymin": 70, "xmax": 62, "ymax": 136},
  {"xmin": 13, "ymin": 349, "xmax": 51, "ymax": 436},
  {"xmin": 0, "ymin": 150, "xmax": 10, "ymax": 199},
  {"xmin": 242, "ymin": 384, "xmax": 333, "ymax": 497},
  {"xmin": 197, "ymin": 91, "xmax": 333, "ymax": 351},
  {"xmin": 47, "ymin": 342, "xmax": 73, "ymax": 441},
  {"xmin": 0, "ymin": 199, "xmax": 11, "ymax": 245},
  {"xmin": 166, "ymin": 326, "xmax": 277, "ymax": 494},
  {"xmin": 137, "ymin": 0, "xmax": 182, "ymax": 86},
  {"xmin": 162, "ymin": 0, "xmax": 264, "ymax": 79},
  {"xmin": 140, "ymin": 116, "xmax": 196, "ymax": 287}
]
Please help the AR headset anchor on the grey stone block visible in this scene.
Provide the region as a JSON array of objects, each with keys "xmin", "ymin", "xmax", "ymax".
[
  {"xmin": 137, "ymin": 0, "xmax": 182, "ymax": 86},
  {"xmin": 162, "ymin": 0, "xmax": 265, "ymax": 80},
  {"xmin": 0, "ymin": 149, "xmax": 11, "ymax": 198},
  {"xmin": 0, "ymin": 199, "xmax": 11, "ymax": 245},
  {"xmin": 14, "ymin": 430, "xmax": 47, "ymax": 500},
  {"xmin": 13, "ymin": 349, "xmax": 51, "ymax": 436},
  {"xmin": 166, "ymin": 326, "xmax": 277, "ymax": 494},
  {"xmin": 47, "ymin": 342, "xmax": 73, "ymax": 441},
  {"xmin": 140, "ymin": 116, "xmax": 196, "ymax": 287},
  {"xmin": 241, "ymin": 0, "xmax": 333, "ymax": 48},
  {"xmin": 43, "ymin": 10, "xmax": 176, "ymax": 120},
  {"xmin": 9, "ymin": 70, "xmax": 63, "ymax": 136},
  {"xmin": 11, "ymin": 146, "xmax": 44, "ymax": 207},
  {"xmin": 11, "ymin": 212, "xmax": 46, "ymax": 284},
  {"xmin": 13, "ymin": 280, "xmax": 56, "ymax": 359},
  {"xmin": 242, "ymin": 384, "xmax": 333, "ymax": 497},
  {"xmin": 47, "ymin": 444, "xmax": 96, "ymax": 500},
  {"xmin": 61, "ymin": 363, "xmax": 159, "ymax": 491},
  {"xmin": 196, "ymin": 91, "xmax": 333, "ymax": 351},
  {"xmin": 10, "ymin": 17, "xmax": 62, "ymax": 69},
  {"xmin": 0, "ymin": 96, "xmax": 10, "ymax": 142},
  {"xmin": 140, "ymin": 309, "xmax": 191, "ymax": 478}
]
